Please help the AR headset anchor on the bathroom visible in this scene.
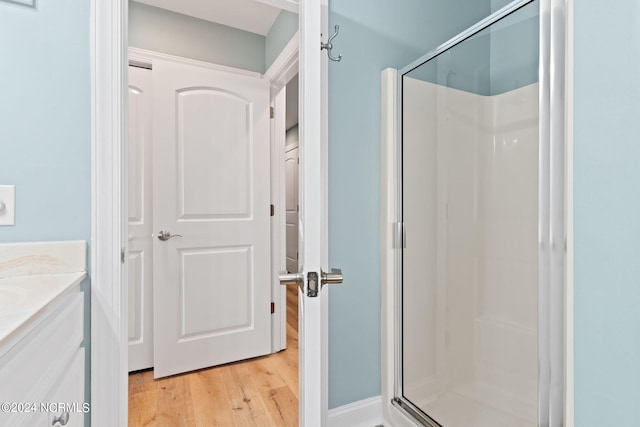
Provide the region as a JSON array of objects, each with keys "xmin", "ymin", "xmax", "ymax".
[{"xmin": 1, "ymin": 0, "xmax": 639, "ymax": 426}]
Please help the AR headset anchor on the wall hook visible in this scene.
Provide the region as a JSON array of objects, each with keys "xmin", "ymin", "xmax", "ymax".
[{"xmin": 321, "ymin": 25, "xmax": 342, "ymax": 62}]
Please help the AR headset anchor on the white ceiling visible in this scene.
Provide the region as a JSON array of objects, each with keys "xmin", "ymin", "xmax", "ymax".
[{"xmin": 134, "ymin": 0, "xmax": 283, "ymax": 36}]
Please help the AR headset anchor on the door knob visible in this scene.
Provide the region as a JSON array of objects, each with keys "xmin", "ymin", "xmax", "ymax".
[
  {"xmin": 278, "ymin": 271, "xmax": 304, "ymax": 286},
  {"xmin": 321, "ymin": 268, "xmax": 343, "ymax": 286},
  {"xmin": 279, "ymin": 269, "xmax": 342, "ymax": 297},
  {"xmin": 157, "ymin": 230, "xmax": 183, "ymax": 241}
]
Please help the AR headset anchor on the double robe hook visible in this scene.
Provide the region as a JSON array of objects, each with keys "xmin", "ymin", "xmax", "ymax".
[{"xmin": 321, "ymin": 25, "xmax": 342, "ymax": 62}]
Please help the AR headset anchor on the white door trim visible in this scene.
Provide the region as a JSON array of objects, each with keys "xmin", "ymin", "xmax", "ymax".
[
  {"xmin": 92, "ymin": 1, "xmax": 320, "ymax": 423},
  {"xmin": 298, "ymin": 0, "xmax": 330, "ymax": 424},
  {"xmin": 90, "ymin": 1, "xmax": 128, "ymax": 426},
  {"xmin": 271, "ymin": 86, "xmax": 289, "ymax": 352},
  {"xmin": 265, "ymin": 31, "xmax": 300, "ymax": 87},
  {"xmin": 265, "ymin": 32, "xmax": 299, "ymax": 353},
  {"xmin": 128, "ymin": 47, "xmax": 262, "ymax": 78}
]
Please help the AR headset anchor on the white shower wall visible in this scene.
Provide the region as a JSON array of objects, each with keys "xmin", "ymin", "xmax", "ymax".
[{"xmin": 402, "ymin": 77, "xmax": 539, "ymax": 426}]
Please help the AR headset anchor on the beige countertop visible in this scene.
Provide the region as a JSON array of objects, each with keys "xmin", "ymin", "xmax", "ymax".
[
  {"xmin": 0, "ymin": 272, "xmax": 86, "ymax": 347},
  {"xmin": 0, "ymin": 241, "xmax": 87, "ymax": 355}
]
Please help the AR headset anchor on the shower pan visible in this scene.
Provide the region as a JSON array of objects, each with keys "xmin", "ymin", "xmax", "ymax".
[{"xmin": 383, "ymin": 0, "xmax": 567, "ymax": 426}]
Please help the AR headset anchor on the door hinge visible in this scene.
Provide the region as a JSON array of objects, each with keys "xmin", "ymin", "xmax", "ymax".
[
  {"xmin": 271, "ymin": 302, "xmax": 275, "ymax": 314},
  {"xmin": 121, "ymin": 247, "xmax": 126, "ymax": 264},
  {"xmin": 270, "ymin": 204, "xmax": 275, "ymax": 216},
  {"xmin": 270, "ymin": 106, "xmax": 274, "ymax": 118}
]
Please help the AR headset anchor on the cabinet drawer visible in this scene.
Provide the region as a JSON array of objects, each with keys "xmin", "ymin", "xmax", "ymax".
[
  {"xmin": 46, "ymin": 348, "xmax": 86, "ymax": 427},
  {"xmin": 0, "ymin": 292, "xmax": 84, "ymax": 426}
]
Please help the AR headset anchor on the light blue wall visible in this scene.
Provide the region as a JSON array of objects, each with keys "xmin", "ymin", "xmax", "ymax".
[
  {"xmin": 265, "ymin": 10, "xmax": 298, "ymax": 71},
  {"xmin": 488, "ymin": 1, "xmax": 538, "ymax": 95},
  {"xmin": 0, "ymin": 1, "xmax": 92, "ymax": 423},
  {"xmin": 0, "ymin": 0, "xmax": 90, "ymax": 244},
  {"xmin": 129, "ymin": 1, "xmax": 266, "ymax": 73},
  {"xmin": 405, "ymin": 31, "xmax": 491, "ymax": 95},
  {"xmin": 574, "ymin": 1, "xmax": 640, "ymax": 425},
  {"xmin": 328, "ymin": 0, "xmax": 493, "ymax": 409},
  {"xmin": 406, "ymin": 0, "xmax": 539, "ymax": 97}
]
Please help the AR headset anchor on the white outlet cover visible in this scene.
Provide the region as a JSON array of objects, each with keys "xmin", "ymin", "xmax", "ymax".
[{"xmin": 0, "ymin": 185, "xmax": 16, "ymax": 226}]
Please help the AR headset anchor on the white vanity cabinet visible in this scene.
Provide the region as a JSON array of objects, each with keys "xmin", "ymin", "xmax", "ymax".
[
  {"xmin": 0, "ymin": 288, "xmax": 86, "ymax": 427},
  {"xmin": 45, "ymin": 348, "xmax": 86, "ymax": 427}
]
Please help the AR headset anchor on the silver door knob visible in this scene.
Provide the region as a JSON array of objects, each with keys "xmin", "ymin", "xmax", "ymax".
[
  {"xmin": 321, "ymin": 268, "xmax": 343, "ymax": 285},
  {"xmin": 157, "ymin": 230, "xmax": 183, "ymax": 241},
  {"xmin": 278, "ymin": 271, "xmax": 304, "ymax": 285}
]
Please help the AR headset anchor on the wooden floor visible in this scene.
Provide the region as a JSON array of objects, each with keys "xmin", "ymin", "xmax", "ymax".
[{"xmin": 129, "ymin": 287, "xmax": 299, "ymax": 427}]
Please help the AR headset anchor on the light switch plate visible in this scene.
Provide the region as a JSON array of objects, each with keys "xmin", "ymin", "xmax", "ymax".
[{"xmin": 0, "ymin": 185, "xmax": 16, "ymax": 226}]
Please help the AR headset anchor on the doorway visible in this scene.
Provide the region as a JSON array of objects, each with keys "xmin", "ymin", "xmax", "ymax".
[
  {"xmin": 125, "ymin": 2, "xmax": 301, "ymax": 425},
  {"xmin": 91, "ymin": 0, "xmax": 331, "ymax": 424}
]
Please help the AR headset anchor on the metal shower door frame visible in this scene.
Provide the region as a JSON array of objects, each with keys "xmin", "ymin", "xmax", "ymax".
[{"xmin": 391, "ymin": 0, "xmax": 567, "ymax": 425}]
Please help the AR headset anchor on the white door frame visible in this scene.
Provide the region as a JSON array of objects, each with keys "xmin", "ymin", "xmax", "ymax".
[
  {"xmin": 90, "ymin": 1, "xmax": 128, "ymax": 426},
  {"xmin": 298, "ymin": 0, "xmax": 330, "ymax": 424},
  {"xmin": 90, "ymin": 1, "xmax": 329, "ymax": 424},
  {"xmin": 264, "ymin": 33, "xmax": 300, "ymax": 353}
]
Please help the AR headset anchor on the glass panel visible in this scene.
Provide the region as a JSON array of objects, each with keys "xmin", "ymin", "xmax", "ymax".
[{"xmin": 401, "ymin": 2, "xmax": 539, "ymax": 426}]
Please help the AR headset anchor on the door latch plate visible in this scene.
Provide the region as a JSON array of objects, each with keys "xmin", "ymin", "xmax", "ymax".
[{"xmin": 307, "ymin": 272, "xmax": 319, "ymax": 297}]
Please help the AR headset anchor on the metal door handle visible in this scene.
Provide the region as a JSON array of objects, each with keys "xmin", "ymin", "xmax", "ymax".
[
  {"xmin": 279, "ymin": 269, "xmax": 342, "ymax": 297},
  {"xmin": 321, "ymin": 268, "xmax": 343, "ymax": 286},
  {"xmin": 157, "ymin": 230, "xmax": 183, "ymax": 241},
  {"xmin": 278, "ymin": 271, "xmax": 304, "ymax": 286}
]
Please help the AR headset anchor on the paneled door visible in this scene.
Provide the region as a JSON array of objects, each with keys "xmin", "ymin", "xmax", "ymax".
[
  {"xmin": 152, "ymin": 59, "xmax": 271, "ymax": 379},
  {"xmin": 285, "ymin": 143, "xmax": 299, "ymax": 274},
  {"xmin": 127, "ymin": 65, "xmax": 154, "ymax": 372}
]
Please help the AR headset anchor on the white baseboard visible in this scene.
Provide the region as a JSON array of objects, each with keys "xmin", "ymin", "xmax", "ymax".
[{"xmin": 328, "ymin": 396, "xmax": 385, "ymax": 427}]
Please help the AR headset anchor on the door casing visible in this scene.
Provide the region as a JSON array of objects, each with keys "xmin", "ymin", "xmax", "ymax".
[{"xmin": 89, "ymin": 1, "xmax": 330, "ymax": 426}]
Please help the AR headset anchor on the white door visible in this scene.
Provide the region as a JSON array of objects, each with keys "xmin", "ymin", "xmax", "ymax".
[
  {"xmin": 127, "ymin": 65, "xmax": 154, "ymax": 372},
  {"xmin": 296, "ymin": 0, "xmax": 337, "ymax": 425},
  {"xmin": 285, "ymin": 142, "xmax": 299, "ymax": 274},
  {"xmin": 152, "ymin": 59, "xmax": 271, "ymax": 379}
]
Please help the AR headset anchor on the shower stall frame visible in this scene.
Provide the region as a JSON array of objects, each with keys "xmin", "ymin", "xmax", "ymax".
[{"xmin": 380, "ymin": 0, "xmax": 570, "ymax": 425}]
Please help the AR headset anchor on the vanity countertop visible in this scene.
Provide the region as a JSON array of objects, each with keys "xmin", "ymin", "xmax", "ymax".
[
  {"xmin": 0, "ymin": 272, "xmax": 86, "ymax": 347},
  {"xmin": 0, "ymin": 241, "xmax": 87, "ymax": 354}
]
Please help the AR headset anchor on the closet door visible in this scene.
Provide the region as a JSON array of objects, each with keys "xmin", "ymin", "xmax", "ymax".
[
  {"xmin": 285, "ymin": 141, "xmax": 299, "ymax": 274},
  {"xmin": 128, "ymin": 65, "xmax": 154, "ymax": 372},
  {"xmin": 152, "ymin": 59, "xmax": 271, "ymax": 378}
]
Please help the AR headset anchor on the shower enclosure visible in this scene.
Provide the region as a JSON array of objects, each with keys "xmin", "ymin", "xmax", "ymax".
[{"xmin": 384, "ymin": 0, "xmax": 566, "ymax": 426}]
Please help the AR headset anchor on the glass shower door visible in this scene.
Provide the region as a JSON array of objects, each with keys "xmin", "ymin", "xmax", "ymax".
[{"xmin": 397, "ymin": 1, "xmax": 548, "ymax": 426}]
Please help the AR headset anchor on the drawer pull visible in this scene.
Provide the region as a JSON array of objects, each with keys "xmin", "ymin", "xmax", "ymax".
[{"xmin": 52, "ymin": 411, "xmax": 70, "ymax": 426}]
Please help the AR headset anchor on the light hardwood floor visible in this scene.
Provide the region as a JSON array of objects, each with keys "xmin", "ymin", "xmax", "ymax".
[{"xmin": 129, "ymin": 287, "xmax": 299, "ymax": 427}]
